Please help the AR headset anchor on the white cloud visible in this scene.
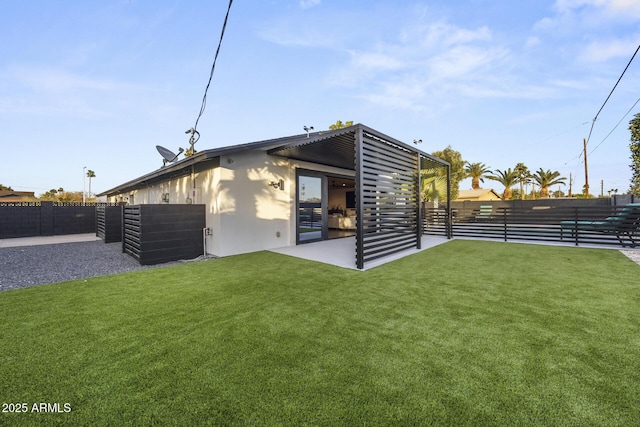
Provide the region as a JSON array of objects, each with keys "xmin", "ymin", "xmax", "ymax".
[
  {"xmin": 532, "ymin": 1, "xmax": 640, "ymax": 68},
  {"xmin": 347, "ymin": 51, "xmax": 405, "ymax": 72},
  {"xmin": 299, "ymin": 0, "xmax": 321, "ymax": 10},
  {"xmin": 257, "ymin": 25, "xmax": 336, "ymax": 48},
  {"xmin": 11, "ymin": 67, "xmax": 118, "ymax": 94},
  {"xmin": 326, "ymin": 20, "xmax": 524, "ymax": 110},
  {"xmin": 406, "ymin": 22, "xmax": 492, "ymax": 49},
  {"xmin": 0, "ymin": 65, "xmax": 144, "ymax": 119},
  {"xmin": 427, "ymin": 45, "xmax": 507, "ymax": 82},
  {"xmin": 525, "ymin": 36, "xmax": 540, "ymax": 48},
  {"xmin": 554, "ymin": 0, "xmax": 640, "ymax": 18},
  {"xmin": 579, "ymin": 37, "xmax": 640, "ymax": 62}
]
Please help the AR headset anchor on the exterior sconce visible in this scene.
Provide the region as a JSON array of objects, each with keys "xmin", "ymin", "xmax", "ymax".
[{"xmin": 268, "ymin": 179, "xmax": 284, "ymax": 191}]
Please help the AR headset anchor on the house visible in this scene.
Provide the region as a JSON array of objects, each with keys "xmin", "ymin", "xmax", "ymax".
[
  {"xmin": 456, "ymin": 189, "xmax": 502, "ymax": 201},
  {"xmin": 98, "ymin": 124, "xmax": 450, "ymax": 269},
  {"xmin": 0, "ymin": 190, "xmax": 35, "ymax": 202}
]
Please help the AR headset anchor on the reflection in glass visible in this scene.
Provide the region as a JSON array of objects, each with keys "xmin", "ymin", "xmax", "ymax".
[{"xmin": 298, "ymin": 176, "xmax": 322, "ymax": 242}]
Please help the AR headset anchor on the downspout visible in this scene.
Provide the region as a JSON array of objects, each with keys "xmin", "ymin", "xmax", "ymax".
[{"xmin": 203, "ymin": 227, "xmax": 207, "ymax": 256}]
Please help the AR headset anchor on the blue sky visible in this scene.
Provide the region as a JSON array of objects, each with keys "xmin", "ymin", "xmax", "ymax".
[{"xmin": 2, "ymin": 0, "xmax": 639, "ymax": 197}]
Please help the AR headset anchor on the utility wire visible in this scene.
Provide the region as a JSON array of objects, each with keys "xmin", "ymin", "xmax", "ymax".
[
  {"xmin": 193, "ymin": 0, "xmax": 234, "ymax": 132},
  {"xmin": 561, "ymin": 122, "xmax": 591, "ymax": 165},
  {"xmin": 563, "ymin": 43, "xmax": 640, "ymax": 169},
  {"xmin": 588, "ymin": 95, "xmax": 640, "ymax": 156},
  {"xmin": 585, "ymin": 42, "xmax": 640, "ymax": 145}
]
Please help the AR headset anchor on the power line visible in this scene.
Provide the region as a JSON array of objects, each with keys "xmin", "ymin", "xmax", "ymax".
[
  {"xmin": 192, "ymin": 0, "xmax": 234, "ymax": 133},
  {"xmin": 589, "ymin": 95, "xmax": 640, "ymax": 156},
  {"xmin": 585, "ymin": 42, "xmax": 640, "ymax": 145},
  {"xmin": 563, "ymin": 43, "xmax": 640, "ymax": 170}
]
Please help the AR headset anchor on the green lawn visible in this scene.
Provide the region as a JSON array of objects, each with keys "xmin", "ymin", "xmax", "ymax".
[{"xmin": 1, "ymin": 240, "xmax": 639, "ymax": 426}]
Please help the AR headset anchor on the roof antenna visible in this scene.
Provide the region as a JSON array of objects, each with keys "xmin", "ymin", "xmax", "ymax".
[
  {"xmin": 303, "ymin": 125, "xmax": 314, "ymax": 138},
  {"xmin": 185, "ymin": 127, "xmax": 200, "ymax": 156}
]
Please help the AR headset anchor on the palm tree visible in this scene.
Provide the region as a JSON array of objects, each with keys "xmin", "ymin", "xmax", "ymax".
[
  {"xmin": 329, "ymin": 120, "xmax": 354, "ymax": 130},
  {"xmin": 421, "ymin": 169, "xmax": 447, "ymax": 202},
  {"xmin": 86, "ymin": 170, "xmax": 96, "ymax": 199},
  {"xmin": 532, "ymin": 168, "xmax": 566, "ymax": 198},
  {"xmin": 465, "ymin": 162, "xmax": 492, "ymax": 190},
  {"xmin": 486, "ymin": 168, "xmax": 518, "ymax": 199},
  {"xmin": 514, "ymin": 163, "xmax": 531, "ymax": 200}
]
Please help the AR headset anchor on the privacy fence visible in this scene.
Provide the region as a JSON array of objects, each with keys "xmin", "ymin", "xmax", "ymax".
[
  {"xmin": 96, "ymin": 205, "xmax": 123, "ymax": 243},
  {"xmin": 423, "ymin": 198, "xmax": 639, "ymax": 248},
  {"xmin": 122, "ymin": 204, "xmax": 206, "ymax": 265},
  {"xmin": 1, "ymin": 201, "xmax": 207, "ymax": 266},
  {"xmin": 0, "ymin": 201, "xmax": 118, "ymax": 239}
]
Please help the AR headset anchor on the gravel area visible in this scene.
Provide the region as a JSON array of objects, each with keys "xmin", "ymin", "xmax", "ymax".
[
  {"xmin": 0, "ymin": 241, "xmax": 210, "ymax": 292},
  {"xmin": 1, "ymin": 240, "xmax": 638, "ymax": 293},
  {"xmin": 621, "ymin": 249, "xmax": 640, "ymax": 265}
]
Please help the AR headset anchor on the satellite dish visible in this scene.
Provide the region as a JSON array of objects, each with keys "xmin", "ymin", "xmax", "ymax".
[{"xmin": 156, "ymin": 145, "xmax": 184, "ymax": 166}]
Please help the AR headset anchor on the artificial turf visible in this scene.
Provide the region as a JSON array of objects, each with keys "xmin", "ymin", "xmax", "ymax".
[{"xmin": 0, "ymin": 240, "xmax": 638, "ymax": 426}]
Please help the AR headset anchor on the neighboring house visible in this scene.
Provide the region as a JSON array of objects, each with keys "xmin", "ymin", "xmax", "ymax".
[
  {"xmin": 456, "ymin": 189, "xmax": 502, "ymax": 201},
  {"xmin": 98, "ymin": 124, "xmax": 450, "ymax": 269},
  {"xmin": 0, "ymin": 191, "xmax": 35, "ymax": 202}
]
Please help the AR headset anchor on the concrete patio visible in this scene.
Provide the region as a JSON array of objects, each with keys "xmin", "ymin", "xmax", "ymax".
[{"xmin": 270, "ymin": 235, "xmax": 451, "ymax": 270}]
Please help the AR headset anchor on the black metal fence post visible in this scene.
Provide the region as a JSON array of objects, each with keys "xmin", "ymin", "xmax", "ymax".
[
  {"xmin": 502, "ymin": 207, "xmax": 508, "ymax": 242},
  {"xmin": 573, "ymin": 206, "xmax": 579, "ymax": 246}
]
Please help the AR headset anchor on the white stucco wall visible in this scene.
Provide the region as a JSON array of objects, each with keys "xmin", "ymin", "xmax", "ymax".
[
  {"xmin": 214, "ymin": 151, "xmax": 291, "ymax": 257},
  {"xmin": 205, "ymin": 152, "xmax": 354, "ymax": 257},
  {"xmin": 107, "ymin": 149, "xmax": 355, "ymax": 258}
]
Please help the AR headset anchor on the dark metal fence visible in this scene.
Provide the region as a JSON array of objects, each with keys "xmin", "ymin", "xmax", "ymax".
[
  {"xmin": 123, "ymin": 205, "xmax": 142, "ymax": 260},
  {"xmin": 122, "ymin": 204, "xmax": 206, "ymax": 265},
  {"xmin": 0, "ymin": 201, "xmax": 119, "ymax": 239},
  {"xmin": 96, "ymin": 205, "xmax": 123, "ymax": 243},
  {"xmin": 423, "ymin": 204, "xmax": 640, "ymax": 248},
  {"xmin": 356, "ymin": 131, "xmax": 420, "ymax": 268}
]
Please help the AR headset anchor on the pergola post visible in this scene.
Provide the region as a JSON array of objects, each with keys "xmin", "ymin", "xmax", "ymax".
[
  {"xmin": 416, "ymin": 152, "xmax": 422, "ymax": 249},
  {"xmin": 355, "ymin": 127, "xmax": 365, "ymax": 270},
  {"xmin": 447, "ymin": 164, "xmax": 452, "ymax": 239}
]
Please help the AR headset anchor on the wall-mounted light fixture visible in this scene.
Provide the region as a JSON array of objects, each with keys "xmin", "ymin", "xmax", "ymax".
[{"xmin": 268, "ymin": 179, "xmax": 285, "ymax": 191}]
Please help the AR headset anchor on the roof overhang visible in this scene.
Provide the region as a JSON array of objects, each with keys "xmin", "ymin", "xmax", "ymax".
[
  {"xmin": 268, "ymin": 124, "xmax": 450, "ymax": 171},
  {"xmin": 268, "ymin": 127, "xmax": 357, "ymax": 170},
  {"xmin": 97, "ymin": 153, "xmax": 220, "ymax": 196}
]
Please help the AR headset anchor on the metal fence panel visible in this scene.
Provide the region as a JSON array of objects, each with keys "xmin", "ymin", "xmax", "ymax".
[
  {"xmin": 423, "ymin": 204, "xmax": 640, "ymax": 248},
  {"xmin": 357, "ymin": 131, "xmax": 419, "ymax": 267}
]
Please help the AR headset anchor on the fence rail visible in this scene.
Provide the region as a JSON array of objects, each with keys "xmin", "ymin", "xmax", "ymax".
[{"xmin": 423, "ymin": 204, "xmax": 640, "ymax": 248}]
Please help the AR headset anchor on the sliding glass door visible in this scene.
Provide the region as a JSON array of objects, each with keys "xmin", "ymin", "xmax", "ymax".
[{"xmin": 297, "ymin": 174, "xmax": 325, "ymax": 243}]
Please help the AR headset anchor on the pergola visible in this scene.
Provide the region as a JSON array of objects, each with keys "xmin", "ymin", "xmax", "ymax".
[{"xmin": 269, "ymin": 124, "xmax": 450, "ymax": 269}]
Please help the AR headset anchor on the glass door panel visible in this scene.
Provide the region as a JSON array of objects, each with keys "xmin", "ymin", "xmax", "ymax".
[{"xmin": 298, "ymin": 175, "xmax": 323, "ymax": 242}]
